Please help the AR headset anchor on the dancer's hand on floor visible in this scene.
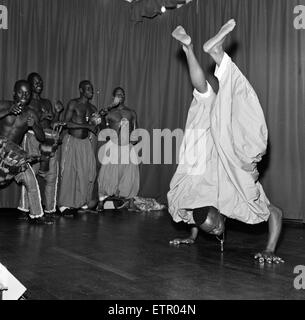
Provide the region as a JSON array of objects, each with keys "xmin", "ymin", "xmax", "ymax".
[
  {"xmin": 169, "ymin": 238, "xmax": 195, "ymax": 246},
  {"xmin": 254, "ymin": 251, "xmax": 285, "ymax": 264}
]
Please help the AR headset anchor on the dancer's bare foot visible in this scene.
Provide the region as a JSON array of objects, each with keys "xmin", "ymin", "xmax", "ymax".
[
  {"xmin": 203, "ymin": 19, "xmax": 236, "ymax": 53},
  {"xmin": 203, "ymin": 19, "xmax": 236, "ymax": 65},
  {"xmin": 172, "ymin": 26, "xmax": 192, "ymax": 47}
]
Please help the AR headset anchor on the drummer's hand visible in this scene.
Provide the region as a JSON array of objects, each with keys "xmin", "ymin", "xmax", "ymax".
[
  {"xmin": 10, "ymin": 102, "xmax": 23, "ymax": 115},
  {"xmin": 3, "ymin": 153, "xmax": 26, "ymax": 168},
  {"xmin": 10, "ymin": 153, "xmax": 26, "ymax": 167},
  {"xmin": 14, "ymin": 155, "xmax": 26, "ymax": 167},
  {"xmin": 90, "ymin": 113, "xmax": 102, "ymax": 126}
]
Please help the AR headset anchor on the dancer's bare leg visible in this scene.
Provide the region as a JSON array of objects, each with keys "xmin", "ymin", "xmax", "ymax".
[
  {"xmin": 203, "ymin": 19, "xmax": 236, "ymax": 66},
  {"xmin": 172, "ymin": 26, "xmax": 208, "ymax": 93},
  {"xmin": 170, "ymin": 27, "xmax": 211, "ymax": 246},
  {"xmin": 169, "ymin": 225, "xmax": 199, "ymax": 246}
]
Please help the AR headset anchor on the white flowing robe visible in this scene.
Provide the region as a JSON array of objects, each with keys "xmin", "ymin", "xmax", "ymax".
[{"xmin": 167, "ymin": 53, "xmax": 270, "ymax": 225}]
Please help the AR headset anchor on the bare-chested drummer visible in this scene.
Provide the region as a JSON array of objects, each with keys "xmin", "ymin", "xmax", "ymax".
[
  {"xmin": 58, "ymin": 80, "xmax": 98, "ymax": 215},
  {"xmin": 167, "ymin": 20, "xmax": 284, "ymax": 264},
  {"xmin": 98, "ymin": 87, "xmax": 140, "ymax": 210},
  {"xmin": 18, "ymin": 73, "xmax": 64, "ymax": 216},
  {"xmin": 0, "ymin": 80, "xmax": 50, "ymax": 224}
]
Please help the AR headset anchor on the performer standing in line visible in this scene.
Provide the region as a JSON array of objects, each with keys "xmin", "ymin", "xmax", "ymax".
[
  {"xmin": 168, "ymin": 20, "xmax": 284, "ymax": 264},
  {"xmin": 98, "ymin": 87, "xmax": 140, "ymax": 210},
  {"xmin": 18, "ymin": 73, "xmax": 64, "ymax": 216},
  {"xmin": 0, "ymin": 80, "xmax": 51, "ymax": 224},
  {"xmin": 58, "ymin": 80, "xmax": 98, "ymax": 215}
]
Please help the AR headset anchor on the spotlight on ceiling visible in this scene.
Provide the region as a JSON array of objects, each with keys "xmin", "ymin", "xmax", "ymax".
[{"xmin": 161, "ymin": 6, "xmax": 166, "ymax": 13}]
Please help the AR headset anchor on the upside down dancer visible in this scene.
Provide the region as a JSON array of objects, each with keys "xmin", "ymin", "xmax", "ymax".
[{"xmin": 167, "ymin": 19, "xmax": 284, "ymax": 264}]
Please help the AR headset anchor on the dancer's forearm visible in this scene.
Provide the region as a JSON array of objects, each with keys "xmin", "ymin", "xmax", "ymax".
[
  {"xmin": 189, "ymin": 225, "xmax": 199, "ymax": 241},
  {"xmin": 265, "ymin": 205, "xmax": 282, "ymax": 253}
]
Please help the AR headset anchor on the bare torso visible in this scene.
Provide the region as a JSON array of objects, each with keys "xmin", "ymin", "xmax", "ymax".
[
  {"xmin": 29, "ymin": 98, "xmax": 53, "ymax": 129},
  {"xmin": 67, "ymin": 99, "xmax": 97, "ymax": 139},
  {"xmin": 105, "ymin": 106, "xmax": 136, "ymax": 136},
  {"xmin": 0, "ymin": 101, "xmax": 38, "ymax": 145}
]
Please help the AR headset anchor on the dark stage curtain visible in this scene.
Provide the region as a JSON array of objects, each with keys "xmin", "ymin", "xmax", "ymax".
[{"xmin": 0, "ymin": 0, "xmax": 304, "ymax": 220}]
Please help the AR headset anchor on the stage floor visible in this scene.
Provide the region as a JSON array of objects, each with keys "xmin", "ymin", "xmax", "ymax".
[{"xmin": 0, "ymin": 208, "xmax": 304, "ymax": 300}]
